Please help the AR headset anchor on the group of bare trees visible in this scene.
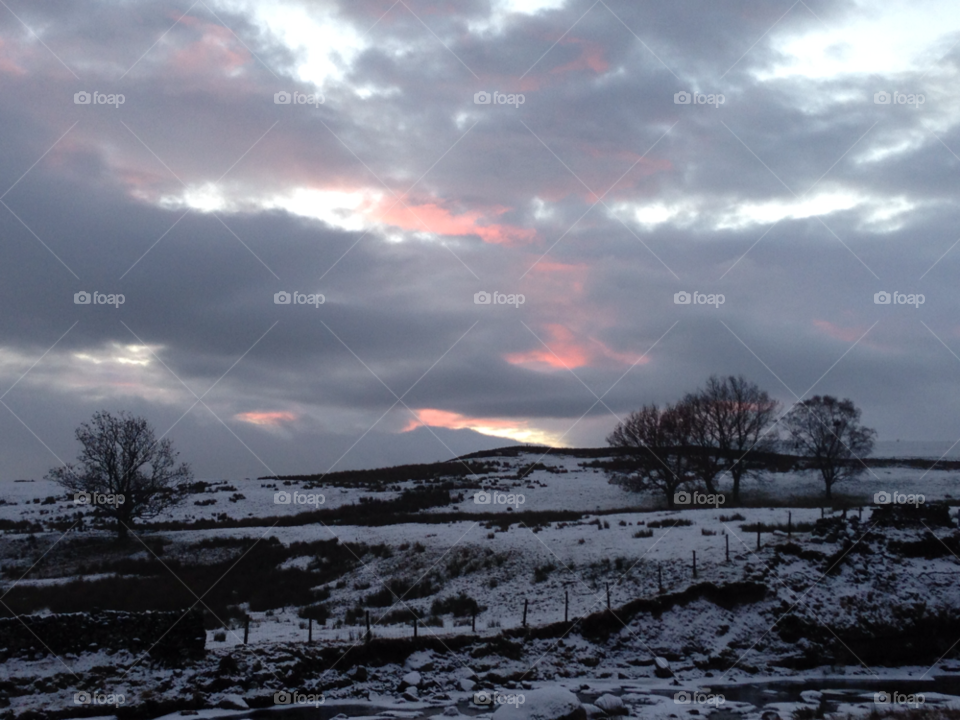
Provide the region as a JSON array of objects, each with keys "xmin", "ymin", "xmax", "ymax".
[{"xmin": 607, "ymin": 376, "xmax": 876, "ymax": 506}]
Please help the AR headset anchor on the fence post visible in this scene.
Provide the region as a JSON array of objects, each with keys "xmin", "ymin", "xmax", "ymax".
[
  {"xmin": 821, "ymin": 507, "xmax": 825, "ymax": 519},
  {"xmin": 413, "ymin": 617, "xmax": 418, "ymax": 638},
  {"xmin": 522, "ymin": 599, "xmax": 528, "ymax": 628},
  {"xmin": 243, "ymin": 616, "xmax": 249, "ymax": 644},
  {"xmin": 858, "ymin": 506, "xmax": 863, "ymax": 520},
  {"xmin": 564, "ymin": 590, "xmax": 569, "ymax": 622},
  {"xmin": 472, "ymin": 612, "xmax": 476, "ymax": 633},
  {"xmin": 725, "ymin": 534, "xmax": 729, "ymax": 561},
  {"xmin": 692, "ymin": 551, "xmax": 697, "ymax": 579},
  {"xmin": 756, "ymin": 529, "xmax": 761, "ymax": 550},
  {"xmin": 365, "ymin": 611, "xmax": 371, "ymax": 644},
  {"xmin": 308, "ymin": 617, "xmax": 312, "ymax": 643}
]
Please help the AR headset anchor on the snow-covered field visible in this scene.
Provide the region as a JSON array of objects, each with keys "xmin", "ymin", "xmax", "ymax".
[{"xmin": 2, "ymin": 447, "xmax": 960, "ymax": 720}]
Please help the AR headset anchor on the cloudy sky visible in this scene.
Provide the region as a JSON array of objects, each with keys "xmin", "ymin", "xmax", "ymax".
[{"xmin": 1, "ymin": 0, "xmax": 959, "ymax": 480}]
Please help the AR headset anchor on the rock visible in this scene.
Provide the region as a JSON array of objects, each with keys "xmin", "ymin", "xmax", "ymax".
[
  {"xmin": 458, "ymin": 667, "xmax": 479, "ymax": 680},
  {"xmin": 761, "ymin": 712, "xmax": 782, "ymax": 720},
  {"xmin": 583, "ymin": 704, "xmax": 605, "ymax": 718},
  {"xmin": 405, "ymin": 650, "xmax": 436, "ymax": 672},
  {"xmin": 460, "ymin": 679, "xmax": 477, "ymax": 692},
  {"xmin": 401, "ymin": 671, "xmax": 423, "ymax": 689},
  {"xmin": 594, "ymin": 695, "xmax": 627, "ymax": 715},
  {"xmin": 349, "ymin": 665, "xmax": 368, "ymax": 682},
  {"xmin": 444, "ymin": 708, "xmax": 461, "ymax": 717},
  {"xmin": 800, "ymin": 691, "xmax": 823, "ymax": 704},
  {"xmin": 217, "ymin": 694, "xmax": 248, "ymax": 710},
  {"xmin": 654, "ymin": 657, "xmax": 673, "ymax": 678},
  {"xmin": 492, "ymin": 686, "xmax": 585, "ymax": 720},
  {"xmin": 403, "ymin": 687, "xmax": 420, "ymax": 702}
]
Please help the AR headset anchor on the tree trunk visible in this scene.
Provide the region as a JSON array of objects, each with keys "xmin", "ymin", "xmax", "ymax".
[{"xmin": 731, "ymin": 469, "xmax": 742, "ymax": 504}]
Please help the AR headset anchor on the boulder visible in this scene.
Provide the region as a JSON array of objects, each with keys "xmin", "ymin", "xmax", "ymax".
[
  {"xmin": 594, "ymin": 695, "xmax": 627, "ymax": 715},
  {"xmin": 460, "ymin": 678, "xmax": 477, "ymax": 692},
  {"xmin": 216, "ymin": 694, "xmax": 248, "ymax": 710},
  {"xmin": 654, "ymin": 657, "xmax": 673, "ymax": 678},
  {"xmin": 403, "ymin": 687, "xmax": 420, "ymax": 702},
  {"xmin": 492, "ymin": 686, "xmax": 585, "ymax": 720},
  {"xmin": 401, "ymin": 671, "xmax": 422, "ymax": 689},
  {"xmin": 405, "ymin": 650, "xmax": 436, "ymax": 672}
]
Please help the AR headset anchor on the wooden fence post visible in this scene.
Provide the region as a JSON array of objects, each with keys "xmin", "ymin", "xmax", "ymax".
[
  {"xmin": 243, "ymin": 616, "xmax": 249, "ymax": 644},
  {"xmin": 692, "ymin": 551, "xmax": 697, "ymax": 579},
  {"xmin": 522, "ymin": 599, "xmax": 528, "ymax": 628},
  {"xmin": 564, "ymin": 590, "xmax": 569, "ymax": 622},
  {"xmin": 413, "ymin": 617, "xmax": 418, "ymax": 638},
  {"xmin": 725, "ymin": 534, "xmax": 729, "ymax": 561}
]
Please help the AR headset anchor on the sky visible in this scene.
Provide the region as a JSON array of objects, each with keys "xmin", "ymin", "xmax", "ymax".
[{"xmin": 1, "ymin": 0, "xmax": 960, "ymax": 480}]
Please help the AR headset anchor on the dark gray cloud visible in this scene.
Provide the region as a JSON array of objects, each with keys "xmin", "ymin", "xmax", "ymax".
[{"xmin": 1, "ymin": 0, "xmax": 960, "ymax": 483}]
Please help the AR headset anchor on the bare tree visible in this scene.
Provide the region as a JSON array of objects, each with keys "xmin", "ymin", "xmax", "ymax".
[
  {"xmin": 782, "ymin": 396, "xmax": 875, "ymax": 500},
  {"xmin": 606, "ymin": 402, "xmax": 694, "ymax": 509},
  {"xmin": 686, "ymin": 376, "xmax": 781, "ymax": 503},
  {"xmin": 47, "ymin": 411, "xmax": 193, "ymax": 539}
]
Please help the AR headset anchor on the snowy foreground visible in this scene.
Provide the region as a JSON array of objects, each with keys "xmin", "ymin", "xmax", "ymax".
[{"xmin": 2, "ymin": 447, "xmax": 960, "ymax": 720}]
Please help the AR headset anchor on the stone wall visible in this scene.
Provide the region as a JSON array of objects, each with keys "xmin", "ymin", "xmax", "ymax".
[{"xmin": 0, "ymin": 608, "xmax": 205, "ymax": 661}]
